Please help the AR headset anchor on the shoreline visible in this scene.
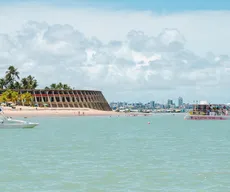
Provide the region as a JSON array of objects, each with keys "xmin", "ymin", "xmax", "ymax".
[
  {"xmin": 1, "ymin": 106, "xmax": 152, "ymax": 118},
  {"xmin": 1, "ymin": 106, "xmax": 186, "ymax": 118}
]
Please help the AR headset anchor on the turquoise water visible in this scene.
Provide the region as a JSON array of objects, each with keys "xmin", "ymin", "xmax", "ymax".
[{"xmin": 0, "ymin": 114, "xmax": 230, "ymax": 191}]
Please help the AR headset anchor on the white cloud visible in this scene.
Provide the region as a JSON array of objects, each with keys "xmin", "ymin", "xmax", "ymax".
[
  {"xmin": 0, "ymin": 4, "xmax": 230, "ymax": 102},
  {"xmin": 1, "ymin": 5, "xmax": 230, "ymax": 55}
]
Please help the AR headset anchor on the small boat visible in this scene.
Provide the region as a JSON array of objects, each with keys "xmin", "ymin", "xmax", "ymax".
[
  {"xmin": 184, "ymin": 101, "xmax": 230, "ymax": 120},
  {"xmin": 0, "ymin": 111, "xmax": 39, "ymax": 129}
]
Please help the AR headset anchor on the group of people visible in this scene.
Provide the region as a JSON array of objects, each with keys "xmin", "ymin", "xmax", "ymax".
[{"xmin": 192, "ymin": 105, "xmax": 229, "ymax": 116}]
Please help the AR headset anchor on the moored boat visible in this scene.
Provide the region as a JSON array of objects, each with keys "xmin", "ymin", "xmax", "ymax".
[
  {"xmin": 0, "ymin": 108, "xmax": 39, "ymax": 128},
  {"xmin": 0, "ymin": 117, "xmax": 39, "ymax": 128},
  {"xmin": 184, "ymin": 101, "xmax": 230, "ymax": 120}
]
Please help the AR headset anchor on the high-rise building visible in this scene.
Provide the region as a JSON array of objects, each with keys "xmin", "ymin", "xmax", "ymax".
[
  {"xmin": 150, "ymin": 101, "xmax": 155, "ymax": 109},
  {"xmin": 178, "ymin": 97, "xmax": 183, "ymax": 107},
  {"xmin": 167, "ymin": 99, "xmax": 173, "ymax": 106},
  {"xmin": 167, "ymin": 99, "xmax": 174, "ymax": 108}
]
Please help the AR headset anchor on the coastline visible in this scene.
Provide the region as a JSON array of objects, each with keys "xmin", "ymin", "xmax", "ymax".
[
  {"xmin": 1, "ymin": 106, "xmax": 152, "ymax": 118},
  {"xmin": 1, "ymin": 106, "xmax": 186, "ymax": 118}
]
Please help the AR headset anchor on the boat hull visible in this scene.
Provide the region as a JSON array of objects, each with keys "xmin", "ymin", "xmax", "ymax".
[
  {"xmin": 0, "ymin": 111, "xmax": 39, "ymax": 129},
  {"xmin": 22, "ymin": 123, "xmax": 39, "ymax": 128},
  {"xmin": 0, "ymin": 123, "xmax": 39, "ymax": 129},
  {"xmin": 184, "ymin": 115, "xmax": 230, "ymax": 120}
]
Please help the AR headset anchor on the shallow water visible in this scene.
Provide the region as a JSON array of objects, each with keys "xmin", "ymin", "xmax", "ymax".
[{"xmin": 0, "ymin": 114, "xmax": 230, "ymax": 191}]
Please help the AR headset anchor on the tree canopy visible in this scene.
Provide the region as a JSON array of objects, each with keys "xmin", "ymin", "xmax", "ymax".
[
  {"xmin": 0, "ymin": 65, "xmax": 73, "ymax": 90},
  {"xmin": 0, "ymin": 66, "xmax": 38, "ymax": 90},
  {"xmin": 0, "ymin": 66, "xmax": 73, "ymax": 106},
  {"xmin": 0, "ymin": 89, "xmax": 33, "ymax": 106},
  {"xmin": 45, "ymin": 82, "xmax": 72, "ymax": 90}
]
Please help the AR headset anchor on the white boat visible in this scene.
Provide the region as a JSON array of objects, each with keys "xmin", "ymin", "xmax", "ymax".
[{"xmin": 0, "ymin": 112, "xmax": 39, "ymax": 129}]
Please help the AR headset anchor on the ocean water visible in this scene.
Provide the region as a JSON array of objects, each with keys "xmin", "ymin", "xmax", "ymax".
[{"xmin": 0, "ymin": 114, "xmax": 230, "ymax": 192}]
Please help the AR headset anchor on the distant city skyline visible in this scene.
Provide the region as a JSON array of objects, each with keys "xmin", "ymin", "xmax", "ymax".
[
  {"xmin": 110, "ymin": 96, "xmax": 185, "ymax": 106},
  {"xmin": 109, "ymin": 96, "xmax": 191, "ymax": 112},
  {"xmin": 107, "ymin": 96, "xmax": 230, "ymax": 105},
  {"xmin": 1, "ymin": 0, "xmax": 230, "ymax": 103}
]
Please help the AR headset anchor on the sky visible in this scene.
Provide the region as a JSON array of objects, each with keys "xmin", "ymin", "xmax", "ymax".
[
  {"xmin": 3, "ymin": 0, "xmax": 230, "ymax": 11},
  {"xmin": 0, "ymin": 0, "xmax": 230, "ymax": 104}
]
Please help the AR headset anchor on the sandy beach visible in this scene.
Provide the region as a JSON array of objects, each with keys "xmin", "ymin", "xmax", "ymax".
[{"xmin": 1, "ymin": 106, "xmax": 152, "ymax": 118}]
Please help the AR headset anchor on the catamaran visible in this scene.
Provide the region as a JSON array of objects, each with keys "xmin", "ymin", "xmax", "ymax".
[
  {"xmin": 0, "ymin": 108, "xmax": 39, "ymax": 128},
  {"xmin": 184, "ymin": 101, "xmax": 230, "ymax": 120}
]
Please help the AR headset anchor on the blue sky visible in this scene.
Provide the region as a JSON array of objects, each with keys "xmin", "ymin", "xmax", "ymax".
[
  {"xmin": 3, "ymin": 0, "xmax": 230, "ymax": 12},
  {"xmin": 84, "ymin": 0, "xmax": 230, "ymax": 12}
]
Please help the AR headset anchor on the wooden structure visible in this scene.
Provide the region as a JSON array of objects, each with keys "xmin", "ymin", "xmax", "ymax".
[{"xmin": 0, "ymin": 89, "xmax": 112, "ymax": 111}]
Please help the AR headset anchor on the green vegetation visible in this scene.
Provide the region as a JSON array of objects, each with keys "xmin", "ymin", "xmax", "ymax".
[
  {"xmin": 0, "ymin": 66, "xmax": 38, "ymax": 90},
  {"xmin": 0, "ymin": 65, "xmax": 73, "ymax": 106},
  {"xmin": 0, "ymin": 89, "xmax": 33, "ymax": 106},
  {"xmin": 20, "ymin": 92, "xmax": 33, "ymax": 106},
  {"xmin": 45, "ymin": 82, "xmax": 72, "ymax": 90}
]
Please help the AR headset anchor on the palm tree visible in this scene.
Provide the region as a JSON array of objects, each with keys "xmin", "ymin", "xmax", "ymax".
[
  {"xmin": 0, "ymin": 78, "xmax": 6, "ymax": 89},
  {"xmin": 14, "ymin": 81, "xmax": 22, "ymax": 90},
  {"xmin": 20, "ymin": 92, "xmax": 33, "ymax": 106},
  {"xmin": 3, "ymin": 89, "xmax": 13, "ymax": 102},
  {"xmin": 27, "ymin": 75, "xmax": 38, "ymax": 89},
  {"xmin": 50, "ymin": 83, "xmax": 57, "ymax": 89},
  {"xmin": 21, "ymin": 75, "xmax": 38, "ymax": 89},
  {"xmin": 57, "ymin": 82, "xmax": 63, "ymax": 89},
  {"xmin": 21, "ymin": 77, "xmax": 28, "ymax": 89},
  {"xmin": 5, "ymin": 66, "xmax": 20, "ymax": 88},
  {"xmin": 63, "ymin": 84, "xmax": 72, "ymax": 90},
  {"xmin": 0, "ymin": 90, "xmax": 9, "ymax": 103},
  {"xmin": 0, "ymin": 89, "xmax": 19, "ymax": 104},
  {"xmin": 0, "ymin": 94, "xmax": 7, "ymax": 103},
  {"xmin": 11, "ymin": 91, "xmax": 19, "ymax": 104},
  {"xmin": 48, "ymin": 82, "xmax": 72, "ymax": 90}
]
